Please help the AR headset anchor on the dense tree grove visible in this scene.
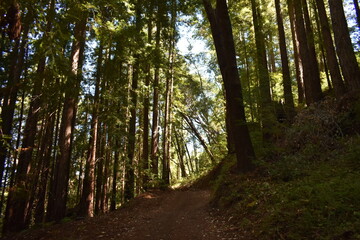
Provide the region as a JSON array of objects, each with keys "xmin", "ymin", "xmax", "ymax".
[{"xmin": 0, "ymin": 0, "xmax": 358, "ymax": 235}]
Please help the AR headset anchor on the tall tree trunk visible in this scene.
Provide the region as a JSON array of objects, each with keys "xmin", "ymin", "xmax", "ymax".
[
  {"xmin": 2, "ymin": 7, "xmax": 50, "ymax": 234},
  {"xmin": 162, "ymin": 0, "xmax": 176, "ymax": 184},
  {"xmin": 289, "ymin": 0, "xmax": 322, "ymax": 105},
  {"xmin": 47, "ymin": 10, "xmax": 87, "ymax": 222},
  {"xmin": 95, "ymin": 124, "xmax": 104, "ymax": 215},
  {"xmin": 142, "ymin": 0, "xmax": 154, "ymax": 189},
  {"xmin": 328, "ymin": 0, "xmax": 360, "ymax": 90},
  {"xmin": 288, "ymin": 1, "xmax": 305, "ymax": 104},
  {"xmin": 78, "ymin": 44, "xmax": 103, "ymax": 218},
  {"xmin": 110, "ymin": 141, "xmax": 119, "ymax": 211},
  {"xmin": 242, "ymin": 31, "xmax": 255, "ymax": 122},
  {"xmin": 45, "ymin": 98, "xmax": 62, "ymax": 221},
  {"xmin": 301, "ymin": 0, "xmax": 323, "ymax": 101},
  {"xmin": 313, "ymin": 4, "xmax": 333, "ymax": 91},
  {"xmin": 275, "ymin": 0, "xmax": 296, "ymax": 121},
  {"xmin": 250, "ymin": 0, "xmax": 275, "ymax": 140},
  {"xmin": 315, "ymin": 0, "xmax": 346, "ymax": 98},
  {"xmin": 203, "ymin": 0, "xmax": 255, "ymax": 172},
  {"xmin": 34, "ymin": 111, "xmax": 56, "ymax": 224},
  {"xmin": 150, "ymin": 1, "xmax": 163, "ymax": 177},
  {"xmin": 124, "ymin": 62, "xmax": 139, "ymax": 200},
  {"xmin": 101, "ymin": 137, "xmax": 110, "ymax": 213},
  {"xmin": 0, "ymin": 11, "xmax": 31, "ymax": 191}
]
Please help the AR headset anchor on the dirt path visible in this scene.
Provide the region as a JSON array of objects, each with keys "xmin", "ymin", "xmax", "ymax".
[{"xmin": 4, "ymin": 189, "xmax": 240, "ymax": 240}]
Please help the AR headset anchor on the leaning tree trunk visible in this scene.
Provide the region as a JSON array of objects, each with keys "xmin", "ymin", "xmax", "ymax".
[
  {"xmin": 328, "ymin": 0, "xmax": 360, "ymax": 90},
  {"xmin": 315, "ymin": 0, "xmax": 346, "ymax": 98},
  {"xmin": 203, "ymin": 0, "xmax": 255, "ymax": 172}
]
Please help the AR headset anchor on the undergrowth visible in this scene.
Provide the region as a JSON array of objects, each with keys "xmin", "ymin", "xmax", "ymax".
[{"xmin": 212, "ymin": 97, "xmax": 360, "ymax": 240}]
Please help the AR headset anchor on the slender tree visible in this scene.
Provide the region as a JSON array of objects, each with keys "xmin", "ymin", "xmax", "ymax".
[
  {"xmin": 274, "ymin": 0, "xmax": 295, "ymax": 120},
  {"xmin": 250, "ymin": 0, "xmax": 276, "ymax": 140},
  {"xmin": 78, "ymin": 44, "xmax": 103, "ymax": 218},
  {"xmin": 150, "ymin": 1, "xmax": 163, "ymax": 177}
]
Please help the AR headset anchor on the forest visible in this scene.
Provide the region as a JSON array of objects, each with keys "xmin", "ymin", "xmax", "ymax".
[{"xmin": 0, "ymin": 0, "xmax": 360, "ymax": 239}]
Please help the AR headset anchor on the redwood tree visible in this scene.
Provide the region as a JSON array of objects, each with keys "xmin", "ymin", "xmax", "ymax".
[{"xmin": 202, "ymin": 0, "xmax": 255, "ymax": 172}]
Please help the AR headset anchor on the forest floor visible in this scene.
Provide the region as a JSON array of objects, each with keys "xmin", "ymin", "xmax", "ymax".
[{"xmin": 3, "ymin": 189, "xmax": 240, "ymax": 240}]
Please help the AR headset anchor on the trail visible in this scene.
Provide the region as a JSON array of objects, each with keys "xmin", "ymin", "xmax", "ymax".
[{"xmin": 5, "ymin": 189, "xmax": 240, "ymax": 240}]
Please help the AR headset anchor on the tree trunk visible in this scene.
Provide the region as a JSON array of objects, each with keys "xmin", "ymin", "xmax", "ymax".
[
  {"xmin": 95, "ymin": 124, "xmax": 105, "ymax": 215},
  {"xmin": 150, "ymin": 1, "xmax": 163, "ymax": 177},
  {"xmin": 2, "ymin": 6, "xmax": 51, "ymax": 233},
  {"xmin": 313, "ymin": 4, "xmax": 333, "ymax": 91},
  {"xmin": 78, "ymin": 44, "xmax": 102, "ymax": 218},
  {"xmin": 110, "ymin": 142, "xmax": 119, "ymax": 211},
  {"xmin": 179, "ymin": 112, "xmax": 215, "ymax": 165},
  {"xmin": 354, "ymin": 0, "xmax": 360, "ymax": 30},
  {"xmin": 203, "ymin": 0, "xmax": 255, "ymax": 172},
  {"xmin": 124, "ymin": 62, "xmax": 139, "ymax": 200},
  {"xmin": 34, "ymin": 111, "xmax": 56, "ymax": 224},
  {"xmin": 301, "ymin": 0, "xmax": 323, "ymax": 102},
  {"xmin": 0, "ymin": 11, "xmax": 31, "ymax": 191},
  {"xmin": 288, "ymin": 1, "xmax": 305, "ymax": 104},
  {"xmin": 275, "ymin": 0, "xmax": 296, "ymax": 121},
  {"xmin": 142, "ymin": 1, "xmax": 153, "ymax": 189},
  {"xmin": 289, "ymin": 0, "xmax": 322, "ymax": 105},
  {"xmin": 315, "ymin": 0, "xmax": 346, "ymax": 98},
  {"xmin": 174, "ymin": 130, "xmax": 187, "ymax": 178},
  {"xmin": 328, "ymin": 0, "xmax": 360, "ymax": 90},
  {"xmin": 250, "ymin": 0, "xmax": 275, "ymax": 140},
  {"xmin": 47, "ymin": 10, "xmax": 87, "ymax": 222}
]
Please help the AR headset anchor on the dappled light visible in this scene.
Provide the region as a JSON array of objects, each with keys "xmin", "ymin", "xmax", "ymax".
[{"xmin": 0, "ymin": 0, "xmax": 360, "ymax": 239}]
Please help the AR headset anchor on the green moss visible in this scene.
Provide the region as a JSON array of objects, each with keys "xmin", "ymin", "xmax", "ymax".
[{"xmin": 212, "ymin": 134, "xmax": 360, "ymax": 239}]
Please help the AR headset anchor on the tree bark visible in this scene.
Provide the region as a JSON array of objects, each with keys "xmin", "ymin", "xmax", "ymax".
[
  {"xmin": 0, "ymin": 10, "xmax": 31, "ymax": 191},
  {"xmin": 289, "ymin": 0, "xmax": 322, "ymax": 105},
  {"xmin": 288, "ymin": 1, "xmax": 305, "ymax": 104},
  {"xmin": 78, "ymin": 44, "xmax": 103, "ymax": 218},
  {"xmin": 203, "ymin": 0, "xmax": 255, "ymax": 172},
  {"xmin": 110, "ymin": 141, "xmax": 119, "ymax": 211},
  {"xmin": 354, "ymin": 0, "xmax": 360, "ymax": 30},
  {"xmin": 328, "ymin": 0, "xmax": 360, "ymax": 90},
  {"xmin": 34, "ymin": 111, "xmax": 56, "ymax": 224},
  {"xmin": 142, "ymin": 0, "xmax": 153, "ymax": 189},
  {"xmin": 301, "ymin": 0, "xmax": 323, "ymax": 102},
  {"xmin": 250, "ymin": 0, "xmax": 276, "ymax": 140},
  {"xmin": 47, "ymin": 10, "xmax": 87, "ymax": 222},
  {"xmin": 124, "ymin": 62, "xmax": 138, "ymax": 200},
  {"xmin": 150, "ymin": 1, "xmax": 163, "ymax": 177},
  {"xmin": 275, "ymin": 0, "xmax": 296, "ymax": 121},
  {"xmin": 315, "ymin": 0, "xmax": 346, "ymax": 98}
]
